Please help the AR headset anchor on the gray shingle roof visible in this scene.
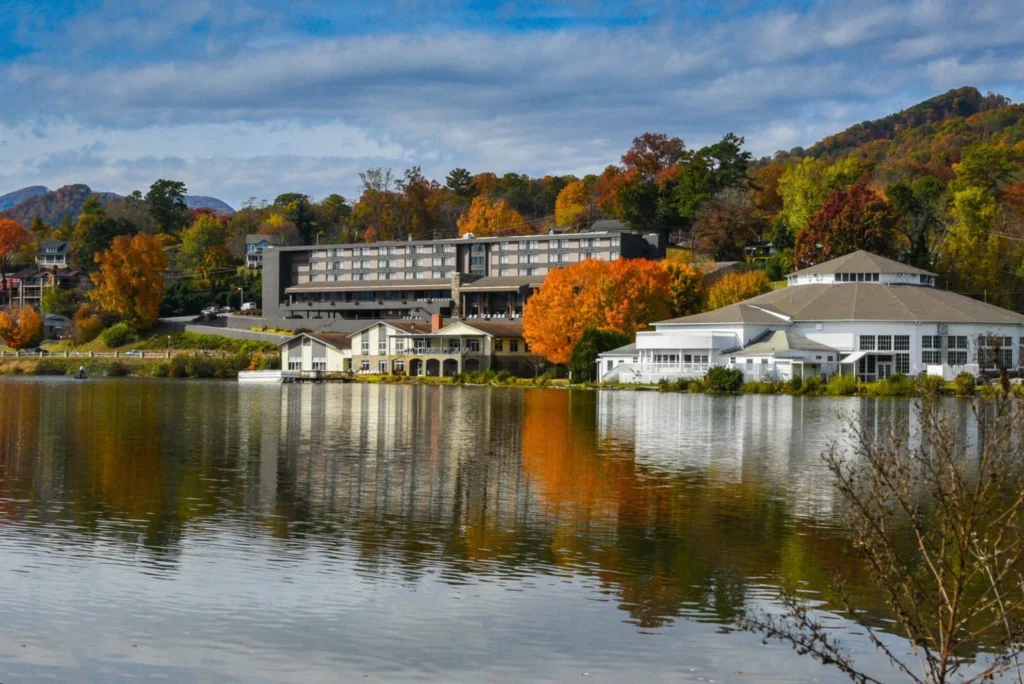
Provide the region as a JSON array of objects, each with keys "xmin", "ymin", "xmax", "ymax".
[
  {"xmin": 733, "ymin": 330, "xmax": 838, "ymax": 357},
  {"xmin": 602, "ymin": 342, "xmax": 637, "ymax": 356},
  {"xmin": 790, "ymin": 250, "xmax": 935, "ymax": 277},
  {"xmin": 659, "ymin": 283, "xmax": 1024, "ymax": 326}
]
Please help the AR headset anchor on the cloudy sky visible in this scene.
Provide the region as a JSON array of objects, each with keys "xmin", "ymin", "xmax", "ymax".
[{"xmin": 2, "ymin": 0, "xmax": 1024, "ymax": 209}]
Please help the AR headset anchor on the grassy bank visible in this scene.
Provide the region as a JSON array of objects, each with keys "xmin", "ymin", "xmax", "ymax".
[
  {"xmin": 0, "ymin": 350, "xmax": 279, "ymax": 379},
  {"xmin": 652, "ymin": 371, "xmax": 989, "ymax": 398},
  {"xmin": 40, "ymin": 328, "xmax": 278, "ymax": 355}
]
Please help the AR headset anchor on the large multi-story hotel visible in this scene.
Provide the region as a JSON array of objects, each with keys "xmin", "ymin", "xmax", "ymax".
[{"xmin": 261, "ymin": 228, "xmax": 663, "ymax": 330}]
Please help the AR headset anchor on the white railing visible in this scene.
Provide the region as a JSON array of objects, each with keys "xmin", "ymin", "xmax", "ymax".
[
  {"xmin": 638, "ymin": 362, "xmax": 710, "ymax": 376},
  {"xmin": 0, "ymin": 349, "xmax": 234, "ymax": 359},
  {"xmin": 395, "ymin": 348, "xmax": 481, "ymax": 356}
]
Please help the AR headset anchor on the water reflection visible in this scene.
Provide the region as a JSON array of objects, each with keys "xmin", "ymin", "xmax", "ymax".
[{"xmin": 0, "ymin": 379, "xmax": 982, "ymax": 680}]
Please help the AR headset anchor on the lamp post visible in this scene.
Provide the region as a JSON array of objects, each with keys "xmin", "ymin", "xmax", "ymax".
[
  {"xmin": 167, "ymin": 335, "xmax": 171, "ymax": 358},
  {"xmin": 235, "ymin": 285, "xmax": 244, "ymax": 311}
]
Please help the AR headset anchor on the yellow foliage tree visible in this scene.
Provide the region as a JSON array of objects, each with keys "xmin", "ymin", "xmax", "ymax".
[
  {"xmin": 554, "ymin": 181, "xmax": 590, "ymax": 227},
  {"xmin": 457, "ymin": 196, "xmax": 531, "ymax": 237},
  {"xmin": 665, "ymin": 262, "xmax": 707, "ymax": 317},
  {"xmin": 705, "ymin": 271, "xmax": 773, "ymax": 310},
  {"xmin": 0, "ymin": 306, "xmax": 42, "ymax": 349},
  {"xmin": 523, "ymin": 258, "xmax": 671, "ymax": 364},
  {"xmin": 90, "ymin": 233, "xmax": 169, "ymax": 331}
]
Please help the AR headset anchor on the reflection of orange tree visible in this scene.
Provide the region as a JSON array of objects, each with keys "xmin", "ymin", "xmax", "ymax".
[
  {"xmin": 0, "ymin": 380, "xmax": 42, "ymax": 524},
  {"xmin": 520, "ymin": 390, "xmax": 879, "ymax": 629}
]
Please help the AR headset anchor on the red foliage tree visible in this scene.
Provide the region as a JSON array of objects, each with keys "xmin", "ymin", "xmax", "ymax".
[
  {"xmin": 0, "ymin": 218, "xmax": 28, "ymax": 308},
  {"xmin": 794, "ymin": 185, "xmax": 901, "ymax": 269}
]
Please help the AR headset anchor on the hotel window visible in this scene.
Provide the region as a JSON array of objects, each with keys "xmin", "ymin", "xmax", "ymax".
[
  {"xmin": 394, "ymin": 360, "xmax": 405, "ymax": 372},
  {"xmin": 379, "ymin": 361, "xmax": 387, "ymax": 373},
  {"xmin": 859, "ymin": 335, "xmax": 875, "ymax": 351},
  {"xmin": 877, "ymin": 335, "xmax": 892, "ymax": 351},
  {"xmin": 312, "ymin": 358, "xmax": 326, "ymax": 371},
  {"xmin": 380, "ymin": 247, "xmax": 391, "ymax": 256},
  {"xmin": 395, "ymin": 338, "xmax": 405, "ymax": 352},
  {"xmin": 894, "ymin": 335, "xmax": 910, "ymax": 351},
  {"xmin": 610, "ymin": 237, "xmax": 620, "ymax": 247},
  {"xmin": 896, "ymin": 354, "xmax": 911, "ymax": 374},
  {"xmin": 499, "ymin": 255, "xmax": 510, "ymax": 264},
  {"xmin": 494, "ymin": 339, "xmax": 503, "ymax": 352},
  {"xmin": 432, "ymin": 270, "xmax": 448, "ymax": 279},
  {"xmin": 288, "ymin": 359, "xmax": 301, "ymax": 371},
  {"xmin": 527, "ymin": 254, "xmax": 540, "ymax": 264},
  {"xmin": 353, "ymin": 273, "xmax": 369, "ymax": 281},
  {"xmin": 360, "ymin": 360, "xmax": 370, "ymax": 371},
  {"xmin": 510, "ymin": 340, "xmax": 519, "ymax": 352},
  {"xmin": 499, "ymin": 268, "xmax": 510, "ymax": 277},
  {"xmin": 353, "ymin": 247, "xmax": 369, "ymax": 256},
  {"xmin": 501, "ymin": 241, "xmax": 516, "ymax": 251},
  {"xmin": 519, "ymin": 268, "xmax": 537, "ymax": 276},
  {"xmin": 921, "ymin": 336, "xmax": 942, "ymax": 365},
  {"xmin": 378, "ymin": 339, "xmax": 387, "ymax": 354},
  {"xmin": 361, "ymin": 340, "xmax": 370, "ymax": 355},
  {"xmin": 580, "ymin": 238, "xmax": 594, "ymax": 248},
  {"xmin": 467, "ymin": 339, "xmax": 481, "ymax": 352},
  {"xmin": 553, "ymin": 252, "xmax": 568, "ymax": 263}
]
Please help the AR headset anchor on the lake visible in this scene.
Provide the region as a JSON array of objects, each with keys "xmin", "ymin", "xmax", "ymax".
[{"xmin": 0, "ymin": 378, "xmax": 960, "ymax": 681}]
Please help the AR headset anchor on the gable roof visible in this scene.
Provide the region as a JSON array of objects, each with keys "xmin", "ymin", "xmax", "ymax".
[
  {"xmin": 246, "ymin": 233, "xmax": 283, "ymax": 246},
  {"xmin": 450, "ymin": 320, "xmax": 524, "ymax": 337},
  {"xmin": 281, "ymin": 331, "xmax": 352, "ymax": 351},
  {"xmin": 347, "ymin": 319, "xmax": 434, "ymax": 338},
  {"xmin": 658, "ymin": 283, "xmax": 1024, "ymax": 326},
  {"xmin": 790, "ymin": 250, "xmax": 935, "ymax": 277},
  {"xmin": 733, "ymin": 330, "xmax": 838, "ymax": 357},
  {"xmin": 38, "ymin": 240, "xmax": 69, "ymax": 253},
  {"xmin": 600, "ymin": 342, "xmax": 637, "ymax": 356}
]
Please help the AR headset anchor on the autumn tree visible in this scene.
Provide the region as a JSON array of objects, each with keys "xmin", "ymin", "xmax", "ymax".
[
  {"xmin": 794, "ymin": 185, "xmax": 901, "ymax": 269},
  {"xmin": 670, "ymin": 132, "xmax": 752, "ymax": 226},
  {"xmin": 457, "ymin": 196, "xmax": 531, "ymax": 237},
  {"xmin": 554, "ymin": 181, "xmax": 591, "ymax": 228},
  {"xmin": 705, "ymin": 271, "xmax": 772, "ymax": 310},
  {"xmin": 665, "ymin": 262, "xmax": 707, "ymax": 317},
  {"xmin": 72, "ymin": 303, "xmax": 104, "ymax": 345},
  {"xmin": 0, "ymin": 218, "xmax": 28, "ymax": 307},
  {"xmin": 778, "ymin": 157, "xmax": 871, "ymax": 233},
  {"xmin": 28, "ymin": 216, "xmax": 50, "ymax": 243},
  {"xmin": 179, "ymin": 214, "xmax": 232, "ymax": 287},
  {"xmin": 145, "ymin": 179, "xmax": 191, "ymax": 235},
  {"xmin": 0, "ymin": 306, "xmax": 42, "ymax": 349},
  {"xmin": 523, "ymin": 258, "xmax": 671, "ymax": 364},
  {"xmin": 71, "ymin": 198, "xmax": 136, "ymax": 273},
  {"xmin": 90, "ymin": 232, "xmax": 169, "ymax": 331},
  {"xmin": 40, "ymin": 287, "xmax": 78, "ymax": 318},
  {"xmin": 692, "ymin": 188, "xmax": 766, "ymax": 260}
]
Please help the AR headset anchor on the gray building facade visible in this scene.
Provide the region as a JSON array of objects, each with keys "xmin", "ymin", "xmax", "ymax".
[{"xmin": 262, "ymin": 230, "xmax": 663, "ymax": 328}]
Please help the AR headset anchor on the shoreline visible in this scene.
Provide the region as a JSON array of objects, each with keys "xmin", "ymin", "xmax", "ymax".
[{"xmin": 0, "ymin": 358, "xmax": 993, "ymax": 398}]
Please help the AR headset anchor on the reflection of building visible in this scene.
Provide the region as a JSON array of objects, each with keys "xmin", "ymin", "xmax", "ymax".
[{"xmin": 601, "ymin": 251, "xmax": 1024, "ymax": 384}]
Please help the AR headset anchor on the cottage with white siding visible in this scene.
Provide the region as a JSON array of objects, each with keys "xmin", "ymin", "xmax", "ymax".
[
  {"xmin": 279, "ymin": 332, "xmax": 353, "ymax": 372},
  {"xmin": 599, "ymin": 250, "xmax": 1024, "ymax": 384}
]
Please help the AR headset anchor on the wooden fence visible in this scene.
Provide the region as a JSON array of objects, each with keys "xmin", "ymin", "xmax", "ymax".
[{"xmin": 0, "ymin": 349, "xmax": 240, "ymax": 360}]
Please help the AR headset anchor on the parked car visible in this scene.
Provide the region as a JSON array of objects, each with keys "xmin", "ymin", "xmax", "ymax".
[
  {"xmin": 219, "ymin": 306, "xmax": 233, "ymax": 313},
  {"xmin": 201, "ymin": 307, "xmax": 218, "ymax": 316},
  {"xmin": 123, "ymin": 350, "xmax": 144, "ymax": 358},
  {"xmin": 241, "ymin": 302, "xmax": 257, "ymax": 312}
]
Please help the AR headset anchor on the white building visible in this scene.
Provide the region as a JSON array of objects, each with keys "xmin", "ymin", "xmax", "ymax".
[
  {"xmin": 280, "ymin": 332, "xmax": 353, "ymax": 372},
  {"xmin": 599, "ymin": 250, "xmax": 1024, "ymax": 384}
]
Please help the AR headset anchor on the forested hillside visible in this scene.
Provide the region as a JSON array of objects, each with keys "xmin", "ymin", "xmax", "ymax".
[{"xmin": 3, "ymin": 85, "xmax": 1024, "ymax": 314}]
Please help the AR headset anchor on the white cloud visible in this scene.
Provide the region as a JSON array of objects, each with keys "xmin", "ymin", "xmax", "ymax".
[{"xmin": 2, "ymin": 0, "xmax": 1024, "ymax": 204}]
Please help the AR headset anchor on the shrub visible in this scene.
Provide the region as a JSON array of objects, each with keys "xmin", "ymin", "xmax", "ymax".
[
  {"xmin": 705, "ymin": 365, "xmax": 743, "ymax": 393},
  {"xmin": 106, "ymin": 361, "xmax": 130, "ymax": 377},
  {"xmin": 802, "ymin": 375, "xmax": 825, "ymax": 394},
  {"xmin": 916, "ymin": 374, "xmax": 947, "ymax": 396},
  {"xmin": 826, "ymin": 374, "xmax": 860, "ymax": 396},
  {"xmin": 786, "ymin": 375, "xmax": 803, "ymax": 393},
  {"xmin": 866, "ymin": 373, "xmax": 916, "ymax": 397},
  {"xmin": 102, "ymin": 323, "xmax": 135, "ymax": 348},
  {"xmin": 73, "ymin": 304, "xmax": 104, "ymax": 345},
  {"xmin": 658, "ymin": 378, "xmax": 690, "ymax": 392},
  {"xmin": 953, "ymin": 372, "xmax": 976, "ymax": 397}
]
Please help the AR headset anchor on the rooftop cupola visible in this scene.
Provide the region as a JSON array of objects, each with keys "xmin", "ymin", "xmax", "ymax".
[{"xmin": 785, "ymin": 250, "xmax": 936, "ymax": 288}]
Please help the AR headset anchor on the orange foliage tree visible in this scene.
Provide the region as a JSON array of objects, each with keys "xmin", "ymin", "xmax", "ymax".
[
  {"xmin": 457, "ymin": 196, "xmax": 531, "ymax": 237},
  {"xmin": 0, "ymin": 306, "xmax": 42, "ymax": 349},
  {"xmin": 90, "ymin": 233, "xmax": 168, "ymax": 331},
  {"xmin": 705, "ymin": 271, "xmax": 773, "ymax": 310},
  {"xmin": 554, "ymin": 180, "xmax": 590, "ymax": 227},
  {"xmin": 72, "ymin": 303, "xmax": 104, "ymax": 344},
  {"xmin": 0, "ymin": 218, "xmax": 28, "ymax": 308},
  {"xmin": 523, "ymin": 258, "xmax": 671, "ymax": 364}
]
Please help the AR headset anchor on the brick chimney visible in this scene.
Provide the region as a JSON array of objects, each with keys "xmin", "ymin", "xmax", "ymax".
[{"xmin": 431, "ymin": 313, "xmax": 444, "ymax": 332}]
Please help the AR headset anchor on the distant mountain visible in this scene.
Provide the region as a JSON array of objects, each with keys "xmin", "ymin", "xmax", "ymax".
[
  {"xmin": 0, "ymin": 186, "xmax": 49, "ymax": 212},
  {"xmin": 777, "ymin": 86, "xmax": 1012, "ymax": 161},
  {"xmin": 184, "ymin": 196, "xmax": 235, "ymax": 214},
  {"xmin": 2, "ymin": 184, "xmax": 109, "ymax": 226},
  {"xmin": 0, "ymin": 185, "xmax": 235, "ymax": 225}
]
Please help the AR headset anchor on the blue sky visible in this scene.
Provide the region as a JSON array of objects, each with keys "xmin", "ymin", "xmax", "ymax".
[{"xmin": 2, "ymin": 0, "xmax": 1024, "ymax": 208}]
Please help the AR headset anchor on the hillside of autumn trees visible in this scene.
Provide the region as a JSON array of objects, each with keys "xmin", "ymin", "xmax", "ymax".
[{"xmin": 4, "ymin": 85, "xmax": 1024, "ymax": 344}]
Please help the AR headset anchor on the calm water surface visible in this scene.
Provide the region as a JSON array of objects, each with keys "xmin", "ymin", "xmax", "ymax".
[{"xmin": 0, "ymin": 379, "xmax": 956, "ymax": 681}]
